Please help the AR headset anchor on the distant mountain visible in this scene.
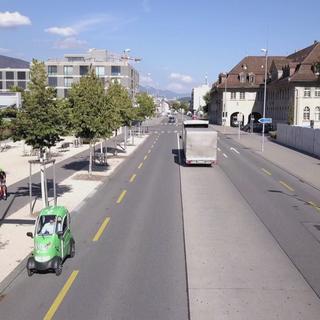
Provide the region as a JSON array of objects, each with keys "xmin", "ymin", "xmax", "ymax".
[{"xmin": 139, "ymin": 85, "xmax": 190, "ymax": 100}]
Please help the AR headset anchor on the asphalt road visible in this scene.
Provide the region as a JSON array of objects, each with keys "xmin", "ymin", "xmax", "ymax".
[
  {"xmin": 0, "ymin": 120, "xmax": 188, "ymax": 320},
  {"xmin": 217, "ymin": 133, "xmax": 320, "ymax": 298}
]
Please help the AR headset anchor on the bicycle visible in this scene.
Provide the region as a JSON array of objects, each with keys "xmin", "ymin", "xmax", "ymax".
[{"xmin": 0, "ymin": 181, "xmax": 7, "ymax": 200}]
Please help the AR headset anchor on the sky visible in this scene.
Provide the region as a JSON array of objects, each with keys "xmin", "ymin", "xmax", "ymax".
[{"xmin": 1, "ymin": 0, "xmax": 320, "ymax": 94}]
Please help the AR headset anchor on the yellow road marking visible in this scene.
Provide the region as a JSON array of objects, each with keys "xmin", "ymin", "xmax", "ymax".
[
  {"xmin": 117, "ymin": 190, "xmax": 127, "ymax": 204},
  {"xmin": 279, "ymin": 180, "xmax": 294, "ymax": 192},
  {"xmin": 129, "ymin": 174, "xmax": 137, "ymax": 183},
  {"xmin": 308, "ymin": 201, "xmax": 320, "ymax": 213},
  {"xmin": 92, "ymin": 217, "xmax": 110, "ymax": 242},
  {"xmin": 138, "ymin": 162, "xmax": 143, "ymax": 169},
  {"xmin": 43, "ymin": 270, "xmax": 79, "ymax": 320},
  {"xmin": 261, "ymin": 168, "xmax": 272, "ymax": 176},
  {"xmin": 144, "ymin": 155, "xmax": 148, "ymax": 160}
]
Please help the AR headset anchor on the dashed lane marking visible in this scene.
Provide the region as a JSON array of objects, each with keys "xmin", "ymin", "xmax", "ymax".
[
  {"xmin": 223, "ymin": 153, "xmax": 228, "ymax": 158},
  {"xmin": 138, "ymin": 162, "xmax": 143, "ymax": 169},
  {"xmin": 116, "ymin": 190, "xmax": 127, "ymax": 203},
  {"xmin": 144, "ymin": 155, "xmax": 148, "ymax": 160},
  {"xmin": 92, "ymin": 217, "xmax": 111, "ymax": 242},
  {"xmin": 43, "ymin": 271, "xmax": 79, "ymax": 320},
  {"xmin": 307, "ymin": 201, "xmax": 320, "ymax": 213},
  {"xmin": 261, "ymin": 168, "xmax": 272, "ymax": 176},
  {"xmin": 129, "ymin": 174, "xmax": 137, "ymax": 183},
  {"xmin": 230, "ymin": 147, "xmax": 240, "ymax": 154},
  {"xmin": 279, "ymin": 181, "xmax": 294, "ymax": 192},
  {"xmin": 217, "ymin": 147, "xmax": 221, "ymax": 152}
]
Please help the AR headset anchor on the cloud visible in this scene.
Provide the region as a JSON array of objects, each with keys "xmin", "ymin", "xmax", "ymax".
[
  {"xmin": 169, "ymin": 72, "xmax": 193, "ymax": 83},
  {"xmin": 45, "ymin": 27, "xmax": 77, "ymax": 37},
  {"xmin": 167, "ymin": 82, "xmax": 186, "ymax": 92},
  {"xmin": 54, "ymin": 37, "xmax": 87, "ymax": 49},
  {"xmin": 140, "ymin": 74, "xmax": 153, "ymax": 85},
  {"xmin": 142, "ymin": 0, "xmax": 151, "ymax": 12},
  {"xmin": 0, "ymin": 48, "xmax": 10, "ymax": 53},
  {"xmin": 0, "ymin": 11, "xmax": 31, "ymax": 28}
]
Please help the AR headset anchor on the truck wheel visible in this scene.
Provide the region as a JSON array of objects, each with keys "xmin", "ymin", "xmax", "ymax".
[
  {"xmin": 69, "ymin": 239, "xmax": 75, "ymax": 258},
  {"xmin": 55, "ymin": 258, "xmax": 62, "ymax": 276},
  {"xmin": 27, "ymin": 268, "xmax": 33, "ymax": 277}
]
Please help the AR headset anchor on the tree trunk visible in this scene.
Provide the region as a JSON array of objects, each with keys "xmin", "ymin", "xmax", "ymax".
[
  {"xmin": 124, "ymin": 126, "xmax": 127, "ymax": 151},
  {"xmin": 40, "ymin": 150, "xmax": 48, "ymax": 208},
  {"xmin": 104, "ymin": 138, "xmax": 108, "ymax": 164},
  {"xmin": 89, "ymin": 142, "xmax": 92, "ymax": 175}
]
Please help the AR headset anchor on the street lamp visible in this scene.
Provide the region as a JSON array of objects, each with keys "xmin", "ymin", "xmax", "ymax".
[
  {"xmin": 223, "ymin": 72, "xmax": 228, "ymax": 128},
  {"xmin": 261, "ymin": 48, "xmax": 268, "ymax": 152}
]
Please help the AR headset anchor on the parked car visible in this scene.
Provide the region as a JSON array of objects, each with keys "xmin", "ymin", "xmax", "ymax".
[
  {"xmin": 168, "ymin": 115, "xmax": 176, "ymax": 123},
  {"xmin": 241, "ymin": 122, "xmax": 272, "ymax": 133}
]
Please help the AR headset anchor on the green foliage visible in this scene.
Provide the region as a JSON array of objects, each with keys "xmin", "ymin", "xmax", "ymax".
[
  {"xmin": 105, "ymin": 82, "xmax": 134, "ymax": 127},
  {"xmin": 12, "ymin": 60, "xmax": 66, "ymax": 153},
  {"xmin": 135, "ymin": 92, "xmax": 156, "ymax": 121},
  {"xmin": 68, "ymin": 71, "xmax": 108, "ymax": 140},
  {"xmin": 180, "ymin": 101, "xmax": 189, "ymax": 113},
  {"xmin": 0, "ymin": 107, "xmax": 17, "ymax": 119},
  {"xmin": 203, "ymin": 91, "xmax": 211, "ymax": 106}
]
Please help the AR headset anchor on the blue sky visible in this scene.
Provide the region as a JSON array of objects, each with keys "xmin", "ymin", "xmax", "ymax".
[{"xmin": 1, "ymin": 0, "xmax": 320, "ymax": 93}]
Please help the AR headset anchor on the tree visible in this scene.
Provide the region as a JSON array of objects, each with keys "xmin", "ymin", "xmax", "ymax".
[
  {"xmin": 68, "ymin": 71, "xmax": 108, "ymax": 175},
  {"xmin": 13, "ymin": 59, "xmax": 67, "ymax": 207},
  {"xmin": 106, "ymin": 82, "xmax": 134, "ymax": 127},
  {"xmin": 135, "ymin": 92, "xmax": 156, "ymax": 121},
  {"xmin": 171, "ymin": 101, "xmax": 181, "ymax": 112}
]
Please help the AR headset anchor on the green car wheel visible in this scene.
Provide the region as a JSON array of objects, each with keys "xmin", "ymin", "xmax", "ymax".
[{"xmin": 55, "ymin": 258, "xmax": 62, "ymax": 276}]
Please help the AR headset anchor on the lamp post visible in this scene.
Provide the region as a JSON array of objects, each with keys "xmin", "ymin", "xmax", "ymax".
[
  {"xmin": 261, "ymin": 48, "xmax": 268, "ymax": 152},
  {"xmin": 223, "ymin": 72, "xmax": 228, "ymax": 131}
]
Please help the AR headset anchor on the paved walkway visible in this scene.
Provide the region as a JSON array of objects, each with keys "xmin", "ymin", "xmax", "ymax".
[{"xmin": 212, "ymin": 125, "xmax": 320, "ymax": 190}]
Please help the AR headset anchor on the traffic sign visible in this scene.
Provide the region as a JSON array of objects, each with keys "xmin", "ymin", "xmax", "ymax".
[{"xmin": 258, "ymin": 117, "xmax": 272, "ymax": 124}]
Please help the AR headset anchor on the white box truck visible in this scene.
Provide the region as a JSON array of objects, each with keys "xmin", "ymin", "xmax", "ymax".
[{"xmin": 182, "ymin": 120, "xmax": 217, "ymax": 165}]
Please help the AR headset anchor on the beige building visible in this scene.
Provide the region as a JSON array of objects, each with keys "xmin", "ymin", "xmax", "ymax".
[
  {"xmin": 267, "ymin": 41, "xmax": 320, "ymax": 128},
  {"xmin": 209, "ymin": 56, "xmax": 280, "ymax": 127},
  {"xmin": 209, "ymin": 41, "xmax": 320, "ymax": 129}
]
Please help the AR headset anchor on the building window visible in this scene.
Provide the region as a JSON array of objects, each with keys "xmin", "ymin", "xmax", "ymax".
[
  {"xmin": 6, "ymin": 81, "xmax": 14, "ymax": 89},
  {"xmin": 64, "ymin": 89, "xmax": 69, "ymax": 97},
  {"xmin": 48, "ymin": 77, "xmax": 58, "ymax": 87},
  {"xmin": 315, "ymin": 88, "xmax": 320, "ymax": 97},
  {"xmin": 303, "ymin": 106, "xmax": 310, "ymax": 120},
  {"xmin": 231, "ymin": 92, "xmax": 236, "ymax": 100},
  {"xmin": 239, "ymin": 73, "xmax": 246, "ymax": 83},
  {"xmin": 249, "ymin": 74, "xmax": 255, "ymax": 84},
  {"xmin": 0, "ymin": 71, "xmax": 2, "ymax": 79},
  {"xmin": 0, "ymin": 81, "xmax": 2, "ymax": 90},
  {"xmin": 80, "ymin": 66, "xmax": 89, "ymax": 76},
  {"xmin": 240, "ymin": 92, "xmax": 245, "ymax": 100},
  {"xmin": 64, "ymin": 66, "xmax": 73, "ymax": 76},
  {"xmin": 6, "ymin": 71, "xmax": 14, "ymax": 80},
  {"xmin": 64, "ymin": 77, "xmax": 73, "ymax": 87},
  {"xmin": 304, "ymin": 87, "xmax": 311, "ymax": 97},
  {"xmin": 111, "ymin": 66, "xmax": 121, "ymax": 76},
  {"xmin": 95, "ymin": 66, "xmax": 105, "ymax": 77},
  {"xmin": 315, "ymin": 107, "xmax": 320, "ymax": 121},
  {"xmin": 48, "ymin": 65, "xmax": 57, "ymax": 75},
  {"xmin": 17, "ymin": 72, "xmax": 26, "ymax": 80},
  {"xmin": 17, "ymin": 81, "xmax": 26, "ymax": 90}
]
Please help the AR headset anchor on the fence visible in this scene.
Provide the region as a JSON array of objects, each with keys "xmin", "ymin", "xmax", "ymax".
[{"xmin": 277, "ymin": 124, "xmax": 320, "ymax": 157}]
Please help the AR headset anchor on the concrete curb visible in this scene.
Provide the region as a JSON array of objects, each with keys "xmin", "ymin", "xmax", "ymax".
[{"xmin": 0, "ymin": 133, "xmax": 152, "ymax": 294}]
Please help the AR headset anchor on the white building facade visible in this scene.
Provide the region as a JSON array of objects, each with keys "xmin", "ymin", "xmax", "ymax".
[{"xmin": 191, "ymin": 84, "xmax": 210, "ymax": 113}]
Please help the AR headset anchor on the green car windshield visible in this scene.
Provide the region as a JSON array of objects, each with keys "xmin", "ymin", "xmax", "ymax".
[{"xmin": 36, "ymin": 215, "xmax": 57, "ymax": 236}]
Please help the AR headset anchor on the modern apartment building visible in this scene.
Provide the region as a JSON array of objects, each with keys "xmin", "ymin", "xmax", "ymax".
[
  {"xmin": 0, "ymin": 55, "xmax": 30, "ymax": 91},
  {"xmin": 45, "ymin": 49, "xmax": 140, "ymax": 98},
  {"xmin": 191, "ymin": 84, "xmax": 210, "ymax": 113}
]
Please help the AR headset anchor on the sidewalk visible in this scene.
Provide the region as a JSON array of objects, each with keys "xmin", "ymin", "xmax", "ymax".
[
  {"xmin": 212, "ymin": 125, "xmax": 320, "ymax": 190},
  {"xmin": 0, "ymin": 133, "xmax": 149, "ymax": 286},
  {"xmin": 181, "ymin": 165, "xmax": 320, "ymax": 319}
]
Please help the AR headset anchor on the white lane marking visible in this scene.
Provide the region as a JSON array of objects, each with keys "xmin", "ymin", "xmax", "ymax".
[
  {"xmin": 230, "ymin": 147, "xmax": 240, "ymax": 154},
  {"xmin": 174, "ymin": 130, "xmax": 177, "ymax": 133},
  {"xmin": 161, "ymin": 131, "xmax": 165, "ymax": 133},
  {"xmin": 223, "ymin": 153, "xmax": 228, "ymax": 158},
  {"xmin": 177, "ymin": 133, "xmax": 181, "ymax": 164},
  {"xmin": 217, "ymin": 147, "xmax": 221, "ymax": 152}
]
